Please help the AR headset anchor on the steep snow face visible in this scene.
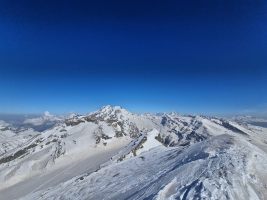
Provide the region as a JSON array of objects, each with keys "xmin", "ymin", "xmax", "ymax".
[
  {"xmin": 135, "ymin": 129, "xmax": 163, "ymax": 155},
  {"xmin": 0, "ymin": 121, "xmax": 131, "ymax": 190},
  {"xmin": 1, "ymin": 106, "xmax": 267, "ymax": 200},
  {"xmin": 20, "ymin": 135, "xmax": 267, "ymax": 200},
  {"xmin": 110, "ymin": 129, "xmax": 166, "ymax": 161}
]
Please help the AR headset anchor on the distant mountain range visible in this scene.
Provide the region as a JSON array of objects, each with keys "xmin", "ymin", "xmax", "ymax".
[{"xmin": 0, "ymin": 106, "xmax": 267, "ymax": 200}]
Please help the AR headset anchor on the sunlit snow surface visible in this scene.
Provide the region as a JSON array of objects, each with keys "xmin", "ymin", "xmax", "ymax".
[
  {"xmin": 0, "ymin": 106, "xmax": 267, "ymax": 200},
  {"xmin": 20, "ymin": 135, "xmax": 267, "ymax": 200}
]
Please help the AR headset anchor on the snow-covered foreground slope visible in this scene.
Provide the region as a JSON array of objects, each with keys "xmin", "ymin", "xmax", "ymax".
[
  {"xmin": 0, "ymin": 141, "xmax": 126, "ymax": 200},
  {"xmin": 0, "ymin": 106, "xmax": 267, "ymax": 200},
  {"xmin": 0, "ymin": 121, "xmax": 130, "ymax": 190},
  {"xmin": 20, "ymin": 134, "xmax": 267, "ymax": 200}
]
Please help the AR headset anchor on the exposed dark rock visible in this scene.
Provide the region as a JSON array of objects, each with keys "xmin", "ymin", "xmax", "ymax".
[
  {"xmin": 221, "ymin": 121, "xmax": 247, "ymax": 135},
  {"xmin": 161, "ymin": 117, "xmax": 168, "ymax": 126},
  {"xmin": 132, "ymin": 136, "xmax": 147, "ymax": 156},
  {"xmin": 65, "ymin": 119, "xmax": 85, "ymax": 126},
  {"xmin": 0, "ymin": 142, "xmax": 38, "ymax": 164}
]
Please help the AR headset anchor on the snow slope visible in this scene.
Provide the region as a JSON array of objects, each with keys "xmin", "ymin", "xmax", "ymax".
[
  {"xmin": 0, "ymin": 140, "xmax": 127, "ymax": 200},
  {"xmin": 20, "ymin": 134, "xmax": 267, "ymax": 200},
  {"xmin": 0, "ymin": 106, "xmax": 267, "ymax": 200}
]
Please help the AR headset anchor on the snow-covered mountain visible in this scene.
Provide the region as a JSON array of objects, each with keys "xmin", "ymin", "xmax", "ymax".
[{"xmin": 0, "ymin": 106, "xmax": 267, "ymax": 200}]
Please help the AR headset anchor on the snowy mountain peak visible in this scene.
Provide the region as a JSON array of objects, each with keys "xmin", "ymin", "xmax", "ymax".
[
  {"xmin": 99, "ymin": 105, "xmax": 128, "ymax": 113},
  {"xmin": 1, "ymin": 107, "xmax": 267, "ymax": 200},
  {"xmin": 93, "ymin": 105, "xmax": 132, "ymax": 120}
]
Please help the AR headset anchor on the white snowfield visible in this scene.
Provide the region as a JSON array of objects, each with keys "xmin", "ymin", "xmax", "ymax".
[{"xmin": 0, "ymin": 106, "xmax": 266, "ymax": 200}]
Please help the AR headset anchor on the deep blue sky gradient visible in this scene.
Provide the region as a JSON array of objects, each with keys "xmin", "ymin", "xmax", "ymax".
[{"xmin": 0, "ymin": 0, "xmax": 266, "ymax": 115}]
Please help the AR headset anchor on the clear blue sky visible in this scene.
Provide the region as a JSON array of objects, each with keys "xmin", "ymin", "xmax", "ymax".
[{"xmin": 0, "ymin": 0, "xmax": 266, "ymax": 115}]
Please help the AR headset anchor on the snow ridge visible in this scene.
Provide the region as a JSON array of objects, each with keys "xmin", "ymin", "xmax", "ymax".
[{"xmin": 0, "ymin": 106, "xmax": 266, "ymax": 200}]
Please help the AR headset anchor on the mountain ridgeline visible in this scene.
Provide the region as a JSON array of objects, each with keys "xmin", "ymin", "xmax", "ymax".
[{"xmin": 0, "ymin": 106, "xmax": 267, "ymax": 200}]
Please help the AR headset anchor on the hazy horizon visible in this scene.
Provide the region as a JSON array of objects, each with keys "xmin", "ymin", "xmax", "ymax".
[{"xmin": 0, "ymin": 104, "xmax": 266, "ymax": 119}]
